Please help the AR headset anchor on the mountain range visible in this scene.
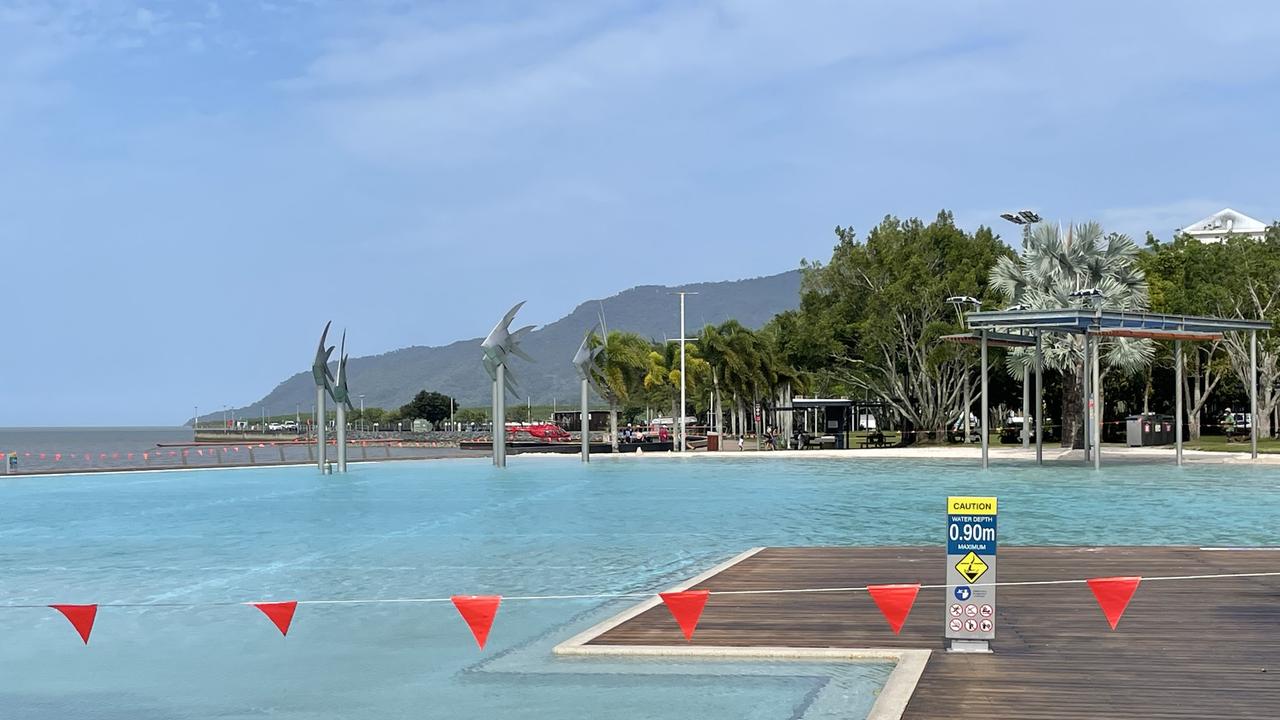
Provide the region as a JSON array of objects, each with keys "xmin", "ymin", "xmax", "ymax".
[{"xmin": 219, "ymin": 269, "xmax": 802, "ymax": 420}]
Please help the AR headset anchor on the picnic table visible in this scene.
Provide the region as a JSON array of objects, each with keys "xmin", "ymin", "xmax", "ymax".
[{"xmin": 859, "ymin": 431, "xmax": 888, "ymax": 448}]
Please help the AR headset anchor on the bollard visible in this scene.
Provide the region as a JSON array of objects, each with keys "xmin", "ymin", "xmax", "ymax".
[{"xmin": 248, "ymin": 447, "xmax": 256, "ymax": 464}]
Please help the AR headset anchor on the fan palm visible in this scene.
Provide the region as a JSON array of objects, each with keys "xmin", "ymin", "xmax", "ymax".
[
  {"xmin": 988, "ymin": 221, "xmax": 1154, "ymax": 447},
  {"xmin": 589, "ymin": 330, "xmax": 653, "ymax": 450}
]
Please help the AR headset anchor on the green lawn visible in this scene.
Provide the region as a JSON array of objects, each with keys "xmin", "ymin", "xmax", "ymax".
[{"xmin": 1182, "ymin": 434, "xmax": 1280, "ymax": 454}]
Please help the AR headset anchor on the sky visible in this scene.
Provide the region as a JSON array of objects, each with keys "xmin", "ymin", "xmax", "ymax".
[{"xmin": 2, "ymin": 0, "xmax": 1279, "ymax": 426}]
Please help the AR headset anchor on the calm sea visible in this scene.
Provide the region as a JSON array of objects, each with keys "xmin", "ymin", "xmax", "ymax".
[{"xmin": 0, "ymin": 427, "xmax": 193, "ymax": 472}]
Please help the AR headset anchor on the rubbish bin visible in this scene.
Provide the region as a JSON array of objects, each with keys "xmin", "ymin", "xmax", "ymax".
[
  {"xmin": 1127, "ymin": 415, "xmax": 1152, "ymax": 446},
  {"xmin": 707, "ymin": 432, "xmax": 720, "ymax": 452},
  {"xmin": 1126, "ymin": 413, "xmax": 1169, "ymax": 446}
]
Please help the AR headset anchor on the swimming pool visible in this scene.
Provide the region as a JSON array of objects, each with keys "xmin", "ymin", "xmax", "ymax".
[{"xmin": 2, "ymin": 456, "xmax": 1277, "ymax": 719}]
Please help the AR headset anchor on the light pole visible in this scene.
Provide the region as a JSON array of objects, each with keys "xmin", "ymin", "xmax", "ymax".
[
  {"xmin": 1070, "ymin": 288, "xmax": 1104, "ymax": 469},
  {"xmin": 669, "ymin": 291, "xmax": 699, "ymax": 452},
  {"xmin": 359, "ymin": 394, "xmax": 365, "ymax": 433},
  {"xmin": 222, "ymin": 405, "xmax": 228, "ymax": 434},
  {"xmin": 946, "ymin": 296, "xmax": 982, "ymax": 444},
  {"xmin": 194, "ymin": 405, "xmax": 198, "ymax": 436},
  {"xmin": 1000, "ymin": 210, "xmax": 1042, "ymax": 450}
]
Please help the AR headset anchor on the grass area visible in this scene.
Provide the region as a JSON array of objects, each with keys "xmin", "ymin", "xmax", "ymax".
[{"xmin": 1182, "ymin": 434, "xmax": 1280, "ymax": 453}]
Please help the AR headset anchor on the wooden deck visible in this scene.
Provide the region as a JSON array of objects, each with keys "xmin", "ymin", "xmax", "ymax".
[{"xmin": 587, "ymin": 547, "xmax": 1280, "ymax": 718}]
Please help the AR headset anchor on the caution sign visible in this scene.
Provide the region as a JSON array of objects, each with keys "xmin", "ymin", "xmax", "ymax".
[
  {"xmin": 946, "ymin": 496, "xmax": 997, "ymax": 647},
  {"xmin": 955, "ymin": 551, "xmax": 988, "ymax": 583}
]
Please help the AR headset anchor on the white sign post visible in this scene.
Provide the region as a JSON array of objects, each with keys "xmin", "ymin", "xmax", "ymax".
[{"xmin": 945, "ymin": 496, "xmax": 997, "ymax": 652}]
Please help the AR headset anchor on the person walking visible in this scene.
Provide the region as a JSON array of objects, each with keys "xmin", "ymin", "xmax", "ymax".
[{"xmin": 737, "ymin": 434, "xmax": 744, "ymax": 451}]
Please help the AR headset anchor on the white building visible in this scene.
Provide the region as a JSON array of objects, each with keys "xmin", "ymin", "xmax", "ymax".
[{"xmin": 1179, "ymin": 208, "xmax": 1267, "ymax": 243}]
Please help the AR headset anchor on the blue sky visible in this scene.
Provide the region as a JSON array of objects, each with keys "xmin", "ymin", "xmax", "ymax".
[{"xmin": 2, "ymin": 0, "xmax": 1279, "ymax": 426}]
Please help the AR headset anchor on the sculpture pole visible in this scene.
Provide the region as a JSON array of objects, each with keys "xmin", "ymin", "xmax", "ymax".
[
  {"xmin": 571, "ymin": 329, "xmax": 601, "ymax": 463},
  {"xmin": 581, "ymin": 377, "xmax": 589, "ymax": 461},
  {"xmin": 311, "ymin": 321, "xmax": 337, "ymax": 473},
  {"xmin": 481, "ymin": 302, "xmax": 533, "ymax": 469},
  {"xmin": 336, "ymin": 402, "xmax": 347, "ymax": 472},
  {"xmin": 496, "ymin": 363, "xmax": 507, "ymax": 467},
  {"xmin": 315, "ymin": 385, "xmax": 326, "ymax": 471}
]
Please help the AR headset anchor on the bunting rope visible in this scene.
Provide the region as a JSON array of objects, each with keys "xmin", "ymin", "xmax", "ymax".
[{"xmin": 4, "ymin": 569, "xmax": 1277, "ymax": 609}]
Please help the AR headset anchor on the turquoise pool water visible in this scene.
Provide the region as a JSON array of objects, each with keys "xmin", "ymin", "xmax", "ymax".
[{"xmin": 2, "ymin": 456, "xmax": 1278, "ymax": 719}]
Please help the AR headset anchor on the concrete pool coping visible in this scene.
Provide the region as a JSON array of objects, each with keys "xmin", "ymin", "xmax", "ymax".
[
  {"xmin": 552, "ymin": 547, "xmax": 929, "ymax": 720},
  {"xmin": 578, "ymin": 444, "xmax": 1280, "ymax": 464}
]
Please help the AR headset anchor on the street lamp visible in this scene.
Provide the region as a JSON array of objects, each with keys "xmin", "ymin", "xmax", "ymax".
[
  {"xmin": 668, "ymin": 291, "xmax": 699, "ymax": 452},
  {"xmin": 946, "ymin": 296, "xmax": 982, "ymax": 444},
  {"xmin": 1000, "ymin": 210, "xmax": 1042, "ymax": 451},
  {"xmin": 359, "ymin": 394, "xmax": 366, "ymax": 433}
]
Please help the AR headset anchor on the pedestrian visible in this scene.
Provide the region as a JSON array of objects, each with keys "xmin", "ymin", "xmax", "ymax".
[{"xmin": 737, "ymin": 434, "xmax": 744, "ymax": 450}]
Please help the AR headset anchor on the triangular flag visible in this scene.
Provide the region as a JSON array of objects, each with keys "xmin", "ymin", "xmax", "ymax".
[
  {"xmin": 1087, "ymin": 576, "xmax": 1141, "ymax": 630},
  {"xmin": 451, "ymin": 596, "xmax": 501, "ymax": 649},
  {"xmin": 867, "ymin": 583, "xmax": 921, "ymax": 634},
  {"xmin": 659, "ymin": 590, "xmax": 710, "ymax": 641},
  {"xmin": 50, "ymin": 604, "xmax": 98, "ymax": 644},
  {"xmin": 253, "ymin": 601, "xmax": 298, "ymax": 636}
]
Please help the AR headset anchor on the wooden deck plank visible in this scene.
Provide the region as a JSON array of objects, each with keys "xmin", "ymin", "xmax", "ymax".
[{"xmin": 588, "ymin": 547, "xmax": 1280, "ymax": 718}]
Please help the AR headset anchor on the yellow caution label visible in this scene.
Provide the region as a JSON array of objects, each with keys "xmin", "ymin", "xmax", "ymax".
[
  {"xmin": 955, "ymin": 551, "xmax": 989, "ymax": 583},
  {"xmin": 948, "ymin": 496, "xmax": 997, "ymax": 515}
]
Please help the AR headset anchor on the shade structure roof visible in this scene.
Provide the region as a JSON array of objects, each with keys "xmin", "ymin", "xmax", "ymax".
[
  {"xmin": 941, "ymin": 331, "xmax": 1037, "ymax": 348},
  {"xmin": 965, "ymin": 308, "xmax": 1270, "ymax": 335}
]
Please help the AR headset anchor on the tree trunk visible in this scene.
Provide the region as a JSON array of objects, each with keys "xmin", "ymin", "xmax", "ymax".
[
  {"xmin": 1061, "ymin": 369, "xmax": 1084, "ymax": 449},
  {"xmin": 609, "ymin": 402, "xmax": 619, "ymax": 452}
]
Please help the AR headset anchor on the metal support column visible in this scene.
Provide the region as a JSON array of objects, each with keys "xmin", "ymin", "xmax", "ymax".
[
  {"xmin": 315, "ymin": 386, "xmax": 326, "ymax": 471},
  {"xmin": 679, "ymin": 292, "xmax": 687, "ymax": 453},
  {"xmin": 1092, "ymin": 332, "xmax": 1102, "ymax": 471},
  {"xmin": 336, "ymin": 403, "xmax": 347, "ymax": 472},
  {"xmin": 496, "ymin": 364, "xmax": 507, "ymax": 468},
  {"xmin": 980, "ymin": 330, "xmax": 989, "ymax": 469},
  {"xmin": 1175, "ymin": 340, "xmax": 1184, "ymax": 466},
  {"xmin": 581, "ymin": 378, "xmax": 590, "ymax": 462},
  {"xmin": 1035, "ymin": 330, "xmax": 1043, "ymax": 465},
  {"xmin": 1082, "ymin": 334, "xmax": 1091, "ymax": 463},
  {"xmin": 1251, "ymin": 330, "xmax": 1258, "ymax": 459},
  {"xmin": 1022, "ymin": 366, "xmax": 1030, "ymax": 449}
]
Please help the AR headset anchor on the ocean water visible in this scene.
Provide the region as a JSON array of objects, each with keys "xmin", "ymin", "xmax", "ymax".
[
  {"xmin": 2, "ymin": 455, "xmax": 1278, "ymax": 719},
  {"xmin": 0, "ymin": 427, "xmax": 465, "ymax": 472}
]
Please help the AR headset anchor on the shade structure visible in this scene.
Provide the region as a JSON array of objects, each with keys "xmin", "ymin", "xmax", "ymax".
[{"xmin": 958, "ymin": 308, "xmax": 1271, "ymax": 469}]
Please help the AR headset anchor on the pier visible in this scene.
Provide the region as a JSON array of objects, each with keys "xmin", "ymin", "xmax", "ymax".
[{"xmin": 572, "ymin": 546, "xmax": 1279, "ymax": 719}]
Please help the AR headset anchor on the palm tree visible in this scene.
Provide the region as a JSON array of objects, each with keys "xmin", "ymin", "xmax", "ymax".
[
  {"xmin": 589, "ymin": 330, "xmax": 651, "ymax": 450},
  {"xmin": 989, "ymin": 221, "xmax": 1154, "ymax": 447}
]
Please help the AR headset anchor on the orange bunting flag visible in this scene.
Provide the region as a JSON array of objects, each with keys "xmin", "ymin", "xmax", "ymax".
[
  {"xmin": 867, "ymin": 583, "xmax": 921, "ymax": 634},
  {"xmin": 50, "ymin": 604, "xmax": 98, "ymax": 644},
  {"xmin": 659, "ymin": 590, "xmax": 710, "ymax": 641},
  {"xmin": 1087, "ymin": 576, "xmax": 1141, "ymax": 630},
  {"xmin": 253, "ymin": 601, "xmax": 298, "ymax": 636},
  {"xmin": 452, "ymin": 596, "xmax": 502, "ymax": 649}
]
